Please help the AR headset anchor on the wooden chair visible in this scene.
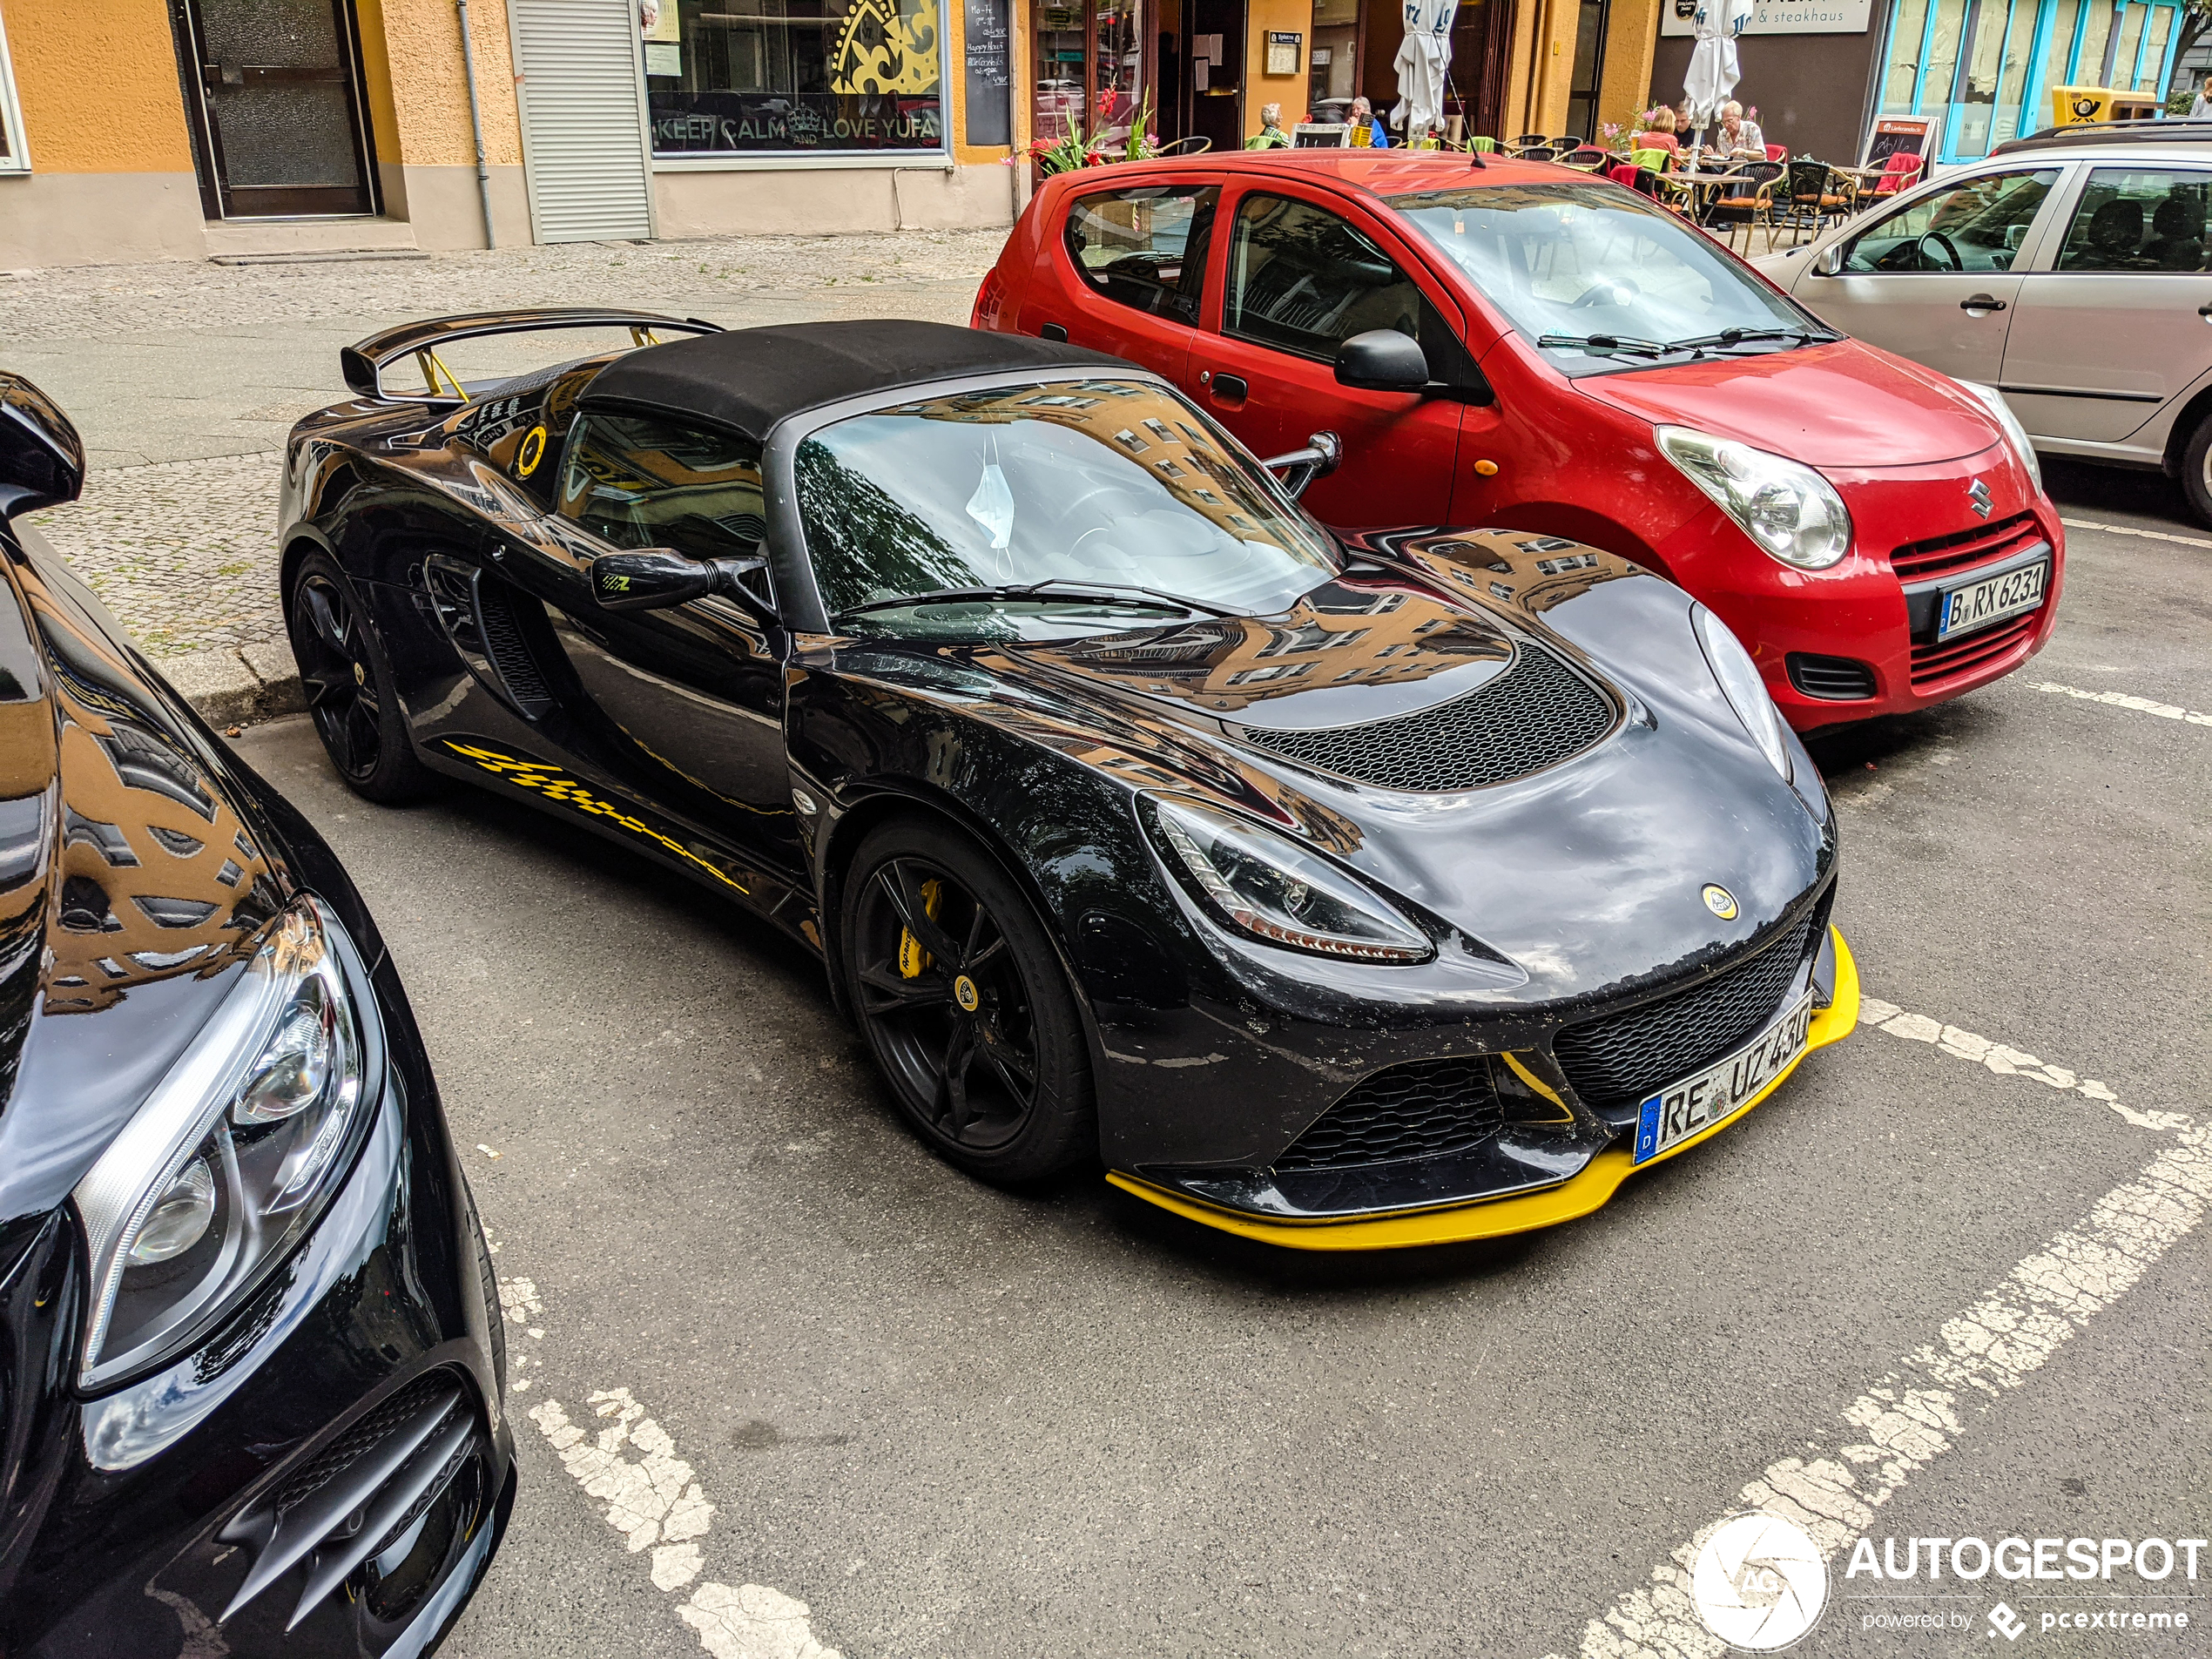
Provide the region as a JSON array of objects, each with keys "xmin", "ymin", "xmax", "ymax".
[
  {"xmin": 1703, "ymin": 161, "xmax": 1785, "ymax": 252},
  {"xmin": 1559, "ymin": 145, "xmax": 1611, "ymax": 170}
]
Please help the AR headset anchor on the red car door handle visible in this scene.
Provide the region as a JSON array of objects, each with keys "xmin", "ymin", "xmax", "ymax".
[
  {"xmin": 1039, "ymin": 322, "xmax": 1069, "ymax": 341},
  {"xmin": 1959, "ymin": 294, "xmax": 2006, "ymax": 312},
  {"xmin": 1211, "ymin": 374, "xmax": 1250, "ymax": 401}
]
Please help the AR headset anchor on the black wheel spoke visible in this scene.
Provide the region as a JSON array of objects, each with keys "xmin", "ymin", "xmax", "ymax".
[
  {"xmin": 302, "ymin": 583, "xmax": 350, "ymax": 657},
  {"xmin": 299, "ymin": 669, "xmax": 350, "ymax": 707},
  {"xmin": 342, "ymin": 702, "xmax": 378, "ymax": 772},
  {"xmin": 880, "ymin": 860, "xmax": 961, "ymax": 965},
  {"xmin": 977, "ymin": 1027, "xmax": 1035, "ymax": 1098},
  {"xmin": 856, "ymin": 960, "xmax": 954, "ymax": 1014},
  {"xmin": 963, "ymin": 934, "xmax": 1008, "ymax": 976},
  {"xmin": 940, "ymin": 1019, "xmax": 977, "ymax": 1132}
]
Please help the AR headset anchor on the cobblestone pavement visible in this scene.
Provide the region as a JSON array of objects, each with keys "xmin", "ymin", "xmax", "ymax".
[
  {"xmin": 6, "ymin": 229, "xmax": 1002, "ymax": 664},
  {"xmin": 0, "ymin": 227, "xmax": 1005, "ymax": 341},
  {"xmin": 24, "ymin": 451, "xmax": 286, "ymax": 658}
]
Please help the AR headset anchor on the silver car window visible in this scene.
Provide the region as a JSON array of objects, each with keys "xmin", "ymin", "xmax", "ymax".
[
  {"xmin": 1841, "ymin": 169, "xmax": 2060, "ymax": 273},
  {"xmin": 2054, "ymin": 168, "xmax": 2212, "ymax": 273}
]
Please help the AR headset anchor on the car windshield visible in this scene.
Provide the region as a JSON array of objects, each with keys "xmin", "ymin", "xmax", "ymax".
[
  {"xmin": 795, "ymin": 379, "xmax": 1338, "ymax": 638},
  {"xmin": 1391, "ymin": 182, "xmax": 1823, "ymax": 374}
]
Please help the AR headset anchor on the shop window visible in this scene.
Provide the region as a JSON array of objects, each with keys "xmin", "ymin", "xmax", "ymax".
[
  {"xmin": 1065, "ymin": 185, "xmax": 1218, "ymax": 322},
  {"xmin": 645, "ymin": 0, "xmax": 947, "ymax": 156},
  {"xmin": 1308, "ymin": 0, "xmax": 1359, "ymax": 113},
  {"xmin": 0, "ymin": 12, "xmax": 27, "ymax": 173},
  {"xmin": 2056, "ymin": 168, "xmax": 2211, "ymax": 272},
  {"xmin": 2136, "ymin": 6, "xmax": 2175, "ymax": 90},
  {"xmin": 1033, "ymin": 0, "xmax": 1146, "ymax": 157},
  {"xmin": 1224, "ymin": 194, "xmax": 1452, "ymax": 367},
  {"xmin": 1561, "ymin": 0, "xmax": 1611, "ymax": 146},
  {"xmin": 1841, "ymin": 169, "xmax": 2059, "ymax": 272}
]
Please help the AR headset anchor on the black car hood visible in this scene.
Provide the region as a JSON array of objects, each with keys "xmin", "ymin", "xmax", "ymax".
[
  {"xmin": 0, "ymin": 534, "xmax": 287, "ymax": 1230},
  {"xmin": 961, "ymin": 534, "xmax": 1833, "ymax": 1002}
]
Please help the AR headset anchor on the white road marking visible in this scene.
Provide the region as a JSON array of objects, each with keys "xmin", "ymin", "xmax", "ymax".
[
  {"xmin": 502, "ymin": 1272, "xmax": 846, "ymax": 1659},
  {"xmin": 1542, "ymin": 1023, "xmax": 2206, "ymax": 1659},
  {"xmin": 2059, "ymin": 516, "xmax": 2212, "ymax": 550},
  {"xmin": 2020, "ymin": 679, "xmax": 2212, "ymax": 728}
]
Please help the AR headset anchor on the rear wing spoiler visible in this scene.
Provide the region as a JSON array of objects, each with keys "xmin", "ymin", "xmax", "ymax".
[{"xmin": 339, "ymin": 308, "xmax": 721, "ymax": 402}]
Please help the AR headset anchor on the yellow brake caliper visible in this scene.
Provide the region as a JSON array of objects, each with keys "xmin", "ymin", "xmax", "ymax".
[{"xmin": 898, "ymin": 878, "xmax": 942, "ymax": 979}]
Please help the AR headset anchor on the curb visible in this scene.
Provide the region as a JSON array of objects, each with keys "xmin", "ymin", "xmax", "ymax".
[{"xmin": 161, "ymin": 642, "xmax": 306, "ymax": 728}]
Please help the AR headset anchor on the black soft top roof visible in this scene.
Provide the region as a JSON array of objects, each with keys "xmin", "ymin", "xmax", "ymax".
[{"xmin": 576, "ymin": 320, "xmax": 1134, "ymax": 442}]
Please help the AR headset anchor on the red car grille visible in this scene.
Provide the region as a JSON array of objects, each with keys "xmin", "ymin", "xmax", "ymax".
[
  {"xmin": 1890, "ymin": 511, "xmax": 2042, "ymax": 582},
  {"xmin": 1909, "ymin": 611, "xmax": 2041, "ymax": 689}
]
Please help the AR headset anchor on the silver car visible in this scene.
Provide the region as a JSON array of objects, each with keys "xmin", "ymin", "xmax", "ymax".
[{"xmin": 1755, "ymin": 127, "xmax": 2212, "ymax": 523}]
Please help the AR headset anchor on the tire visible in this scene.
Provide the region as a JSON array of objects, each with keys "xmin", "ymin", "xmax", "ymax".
[
  {"xmin": 2182, "ymin": 411, "xmax": 2212, "ymax": 529},
  {"xmin": 840, "ymin": 817, "xmax": 1096, "ymax": 1184},
  {"xmin": 286, "ymin": 550, "xmax": 439, "ymax": 804}
]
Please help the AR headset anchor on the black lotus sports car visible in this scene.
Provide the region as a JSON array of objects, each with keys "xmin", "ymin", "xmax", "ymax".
[
  {"xmin": 280, "ymin": 312, "xmax": 1859, "ymax": 1250},
  {"xmin": 0, "ymin": 374, "xmax": 512, "ymax": 1654}
]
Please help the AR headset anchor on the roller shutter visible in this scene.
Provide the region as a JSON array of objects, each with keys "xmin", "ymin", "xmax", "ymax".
[{"xmin": 509, "ymin": 0, "xmax": 656, "ymax": 243}]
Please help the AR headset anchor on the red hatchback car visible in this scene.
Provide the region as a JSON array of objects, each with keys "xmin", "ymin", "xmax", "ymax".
[{"xmin": 973, "ymin": 150, "xmax": 2064, "ymax": 732}]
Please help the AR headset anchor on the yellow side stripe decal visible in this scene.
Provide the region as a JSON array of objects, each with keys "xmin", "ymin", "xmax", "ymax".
[{"xmin": 439, "ymin": 740, "xmax": 749, "ymax": 895}]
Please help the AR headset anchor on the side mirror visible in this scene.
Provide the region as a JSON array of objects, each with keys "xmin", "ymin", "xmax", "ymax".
[
  {"xmin": 1813, "ymin": 243, "xmax": 1845, "ymax": 275},
  {"xmin": 592, "ymin": 549, "xmax": 771, "ymax": 614},
  {"xmin": 1260, "ymin": 431, "xmax": 1343, "ymax": 500},
  {"xmin": 0, "ymin": 373, "xmax": 84, "ymax": 519},
  {"xmin": 1334, "ymin": 329, "xmax": 1432, "ymax": 393}
]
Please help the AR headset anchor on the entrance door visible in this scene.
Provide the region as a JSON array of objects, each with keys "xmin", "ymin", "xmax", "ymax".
[{"xmin": 172, "ymin": 0, "xmax": 377, "ymax": 218}]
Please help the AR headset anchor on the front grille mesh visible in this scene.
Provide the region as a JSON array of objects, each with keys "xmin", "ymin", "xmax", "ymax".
[
  {"xmin": 1241, "ymin": 645, "xmax": 1614, "ymax": 792},
  {"xmin": 1891, "ymin": 512, "xmax": 2041, "ymax": 582},
  {"xmin": 1274, "ymin": 1055, "xmax": 1504, "ymax": 1171},
  {"xmin": 1552, "ymin": 917, "xmax": 1817, "ymax": 1109},
  {"xmin": 273, "ymin": 1371, "xmax": 459, "ymax": 1517},
  {"xmin": 1910, "ymin": 612, "xmax": 2040, "ymax": 689}
]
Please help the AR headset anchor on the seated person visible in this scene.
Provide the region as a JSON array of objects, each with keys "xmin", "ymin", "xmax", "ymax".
[
  {"xmin": 1246, "ymin": 102, "xmax": 1292, "ymax": 149},
  {"xmin": 1715, "ymin": 102, "xmax": 1766, "ymax": 160},
  {"xmin": 1348, "ymin": 97, "xmax": 1393, "ymax": 148},
  {"xmin": 1629, "ymin": 106, "xmax": 1681, "ymax": 155}
]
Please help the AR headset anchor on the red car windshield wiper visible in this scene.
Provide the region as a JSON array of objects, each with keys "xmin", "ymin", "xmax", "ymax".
[
  {"xmin": 837, "ymin": 578, "xmax": 1238, "ymax": 620},
  {"xmin": 1665, "ymin": 325, "xmax": 1843, "ymax": 352},
  {"xmin": 1535, "ymin": 332, "xmax": 1673, "ymax": 358}
]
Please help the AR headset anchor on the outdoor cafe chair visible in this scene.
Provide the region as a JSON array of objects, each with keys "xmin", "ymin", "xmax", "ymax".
[{"xmin": 1703, "ymin": 161, "xmax": 1785, "ymax": 252}]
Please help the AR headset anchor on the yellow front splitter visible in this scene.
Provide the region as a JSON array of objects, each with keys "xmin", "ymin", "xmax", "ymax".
[{"xmin": 1107, "ymin": 927, "xmax": 1861, "ymax": 1252}]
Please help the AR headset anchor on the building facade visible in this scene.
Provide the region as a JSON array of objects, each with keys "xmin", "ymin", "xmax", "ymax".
[{"xmin": 0, "ymin": 0, "xmax": 1671, "ymax": 269}]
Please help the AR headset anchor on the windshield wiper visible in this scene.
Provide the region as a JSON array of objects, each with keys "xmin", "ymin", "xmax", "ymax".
[
  {"xmin": 836, "ymin": 578, "xmax": 1238, "ymax": 621},
  {"xmin": 1664, "ymin": 325, "xmax": 1844, "ymax": 352},
  {"xmin": 1535, "ymin": 332, "xmax": 1673, "ymax": 358}
]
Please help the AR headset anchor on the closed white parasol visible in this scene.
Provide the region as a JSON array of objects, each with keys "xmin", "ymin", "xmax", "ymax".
[
  {"xmin": 1683, "ymin": 0, "xmax": 1754, "ymax": 136},
  {"xmin": 1392, "ymin": 0, "xmax": 1454, "ymax": 143}
]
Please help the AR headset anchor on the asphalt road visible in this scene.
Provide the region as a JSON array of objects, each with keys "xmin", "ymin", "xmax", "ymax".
[{"xmin": 220, "ymin": 457, "xmax": 2210, "ymax": 1659}]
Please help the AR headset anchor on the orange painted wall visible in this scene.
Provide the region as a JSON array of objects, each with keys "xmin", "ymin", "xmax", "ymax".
[
  {"xmin": 1243, "ymin": 0, "xmax": 1311, "ymax": 137},
  {"xmin": 357, "ymin": 0, "xmax": 522, "ymax": 168},
  {"xmin": 4, "ymin": 0, "xmax": 195, "ymax": 172}
]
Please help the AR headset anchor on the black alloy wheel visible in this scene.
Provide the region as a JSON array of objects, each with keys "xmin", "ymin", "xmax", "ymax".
[
  {"xmin": 287, "ymin": 551, "xmax": 436, "ymax": 804},
  {"xmin": 841, "ymin": 819, "xmax": 1095, "ymax": 1184}
]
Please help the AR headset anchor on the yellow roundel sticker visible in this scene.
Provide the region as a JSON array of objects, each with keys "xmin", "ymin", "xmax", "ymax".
[
  {"xmin": 516, "ymin": 425, "xmax": 547, "ymax": 477},
  {"xmin": 953, "ymin": 974, "xmax": 981, "ymax": 1012},
  {"xmin": 1702, "ymin": 884, "xmax": 1738, "ymax": 921}
]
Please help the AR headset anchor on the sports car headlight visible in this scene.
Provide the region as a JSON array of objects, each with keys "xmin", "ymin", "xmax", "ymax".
[
  {"xmin": 1143, "ymin": 796, "xmax": 1433, "ymax": 963},
  {"xmin": 1958, "ymin": 381, "xmax": 2042, "ymax": 495},
  {"xmin": 1656, "ymin": 425, "xmax": 1852, "ymax": 571},
  {"xmin": 1693, "ymin": 604, "xmax": 1791, "ymax": 779},
  {"xmin": 71, "ymin": 895, "xmax": 376, "ymax": 1390}
]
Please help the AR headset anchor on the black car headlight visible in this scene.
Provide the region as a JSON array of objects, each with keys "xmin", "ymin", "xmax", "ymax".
[
  {"xmin": 71, "ymin": 895, "xmax": 379, "ymax": 1391},
  {"xmin": 1692, "ymin": 604, "xmax": 1791, "ymax": 779},
  {"xmin": 1143, "ymin": 795, "xmax": 1433, "ymax": 963}
]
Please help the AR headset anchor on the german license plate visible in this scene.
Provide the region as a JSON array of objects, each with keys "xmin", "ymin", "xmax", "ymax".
[
  {"xmin": 1938, "ymin": 557, "xmax": 2047, "ymax": 641},
  {"xmin": 1632, "ymin": 993, "xmax": 1814, "ymax": 1165}
]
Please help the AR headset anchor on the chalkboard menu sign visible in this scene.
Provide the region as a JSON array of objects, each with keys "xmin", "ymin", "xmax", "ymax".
[
  {"xmin": 1859, "ymin": 115, "xmax": 1939, "ymax": 176},
  {"xmin": 965, "ymin": 0, "xmax": 1012, "ymax": 148}
]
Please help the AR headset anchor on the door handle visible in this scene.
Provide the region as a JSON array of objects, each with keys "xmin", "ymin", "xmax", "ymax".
[
  {"xmin": 1959, "ymin": 293, "xmax": 2006, "ymax": 313},
  {"xmin": 2197, "ymin": 303, "xmax": 2212, "ymax": 320},
  {"xmin": 1038, "ymin": 322, "xmax": 1069, "ymax": 341},
  {"xmin": 1210, "ymin": 374, "xmax": 1249, "ymax": 401}
]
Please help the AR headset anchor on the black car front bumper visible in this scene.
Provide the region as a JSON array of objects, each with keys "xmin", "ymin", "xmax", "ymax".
[{"xmin": 1, "ymin": 959, "xmax": 515, "ymax": 1659}]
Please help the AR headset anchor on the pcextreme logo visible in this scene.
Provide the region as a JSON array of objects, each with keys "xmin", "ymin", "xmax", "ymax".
[
  {"xmin": 437, "ymin": 739, "xmax": 749, "ymax": 895},
  {"xmin": 1691, "ymin": 1511, "xmax": 1830, "ymax": 1650}
]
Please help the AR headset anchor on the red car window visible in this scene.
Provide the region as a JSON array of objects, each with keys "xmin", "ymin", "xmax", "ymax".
[
  {"xmin": 1064, "ymin": 184, "xmax": 1220, "ymax": 326},
  {"xmin": 1221, "ymin": 191, "xmax": 1481, "ymax": 387}
]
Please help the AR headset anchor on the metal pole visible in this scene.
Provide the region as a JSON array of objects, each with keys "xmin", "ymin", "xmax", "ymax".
[{"xmin": 456, "ymin": 0, "xmax": 497, "ymax": 248}]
